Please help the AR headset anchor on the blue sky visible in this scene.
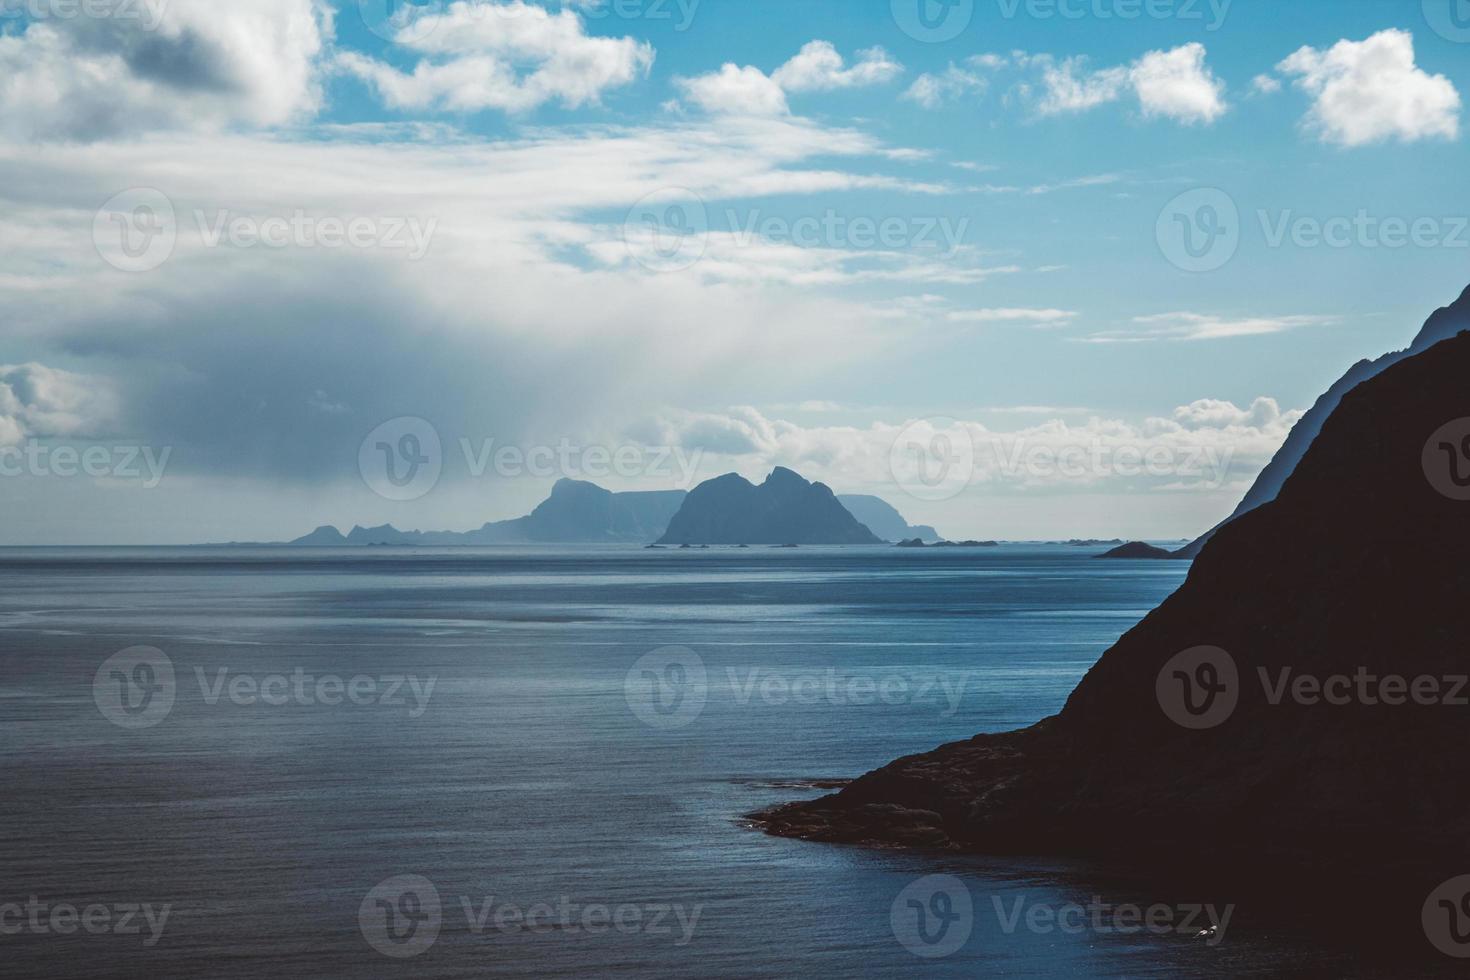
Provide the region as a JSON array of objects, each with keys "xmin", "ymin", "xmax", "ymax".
[{"xmin": 1, "ymin": 0, "xmax": 1467, "ymax": 542}]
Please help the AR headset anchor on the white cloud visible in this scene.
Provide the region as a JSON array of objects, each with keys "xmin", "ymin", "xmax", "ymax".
[
  {"xmin": 947, "ymin": 308, "xmax": 1077, "ymax": 326},
  {"xmin": 1277, "ymin": 29, "xmax": 1460, "ymax": 147},
  {"xmin": 771, "ymin": 42, "xmax": 901, "ymax": 93},
  {"xmin": 1035, "ymin": 57, "xmax": 1129, "ymax": 114},
  {"xmin": 676, "ymin": 40, "xmax": 902, "ymax": 116},
  {"xmin": 0, "ymin": 0, "xmax": 329, "ymax": 140},
  {"xmin": 640, "ymin": 400, "xmax": 1302, "ymax": 496},
  {"xmin": 1084, "ymin": 312, "xmax": 1338, "ymax": 343},
  {"xmin": 1032, "ymin": 44, "xmax": 1226, "ymax": 124},
  {"xmin": 0, "ymin": 364, "xmax": 119, "ymax": 444},
  {"xmin": 0, "ymin": 113, "xmax": 957, "ymax": 485},
  {"xmin": 903, "ymin": 63, "xmax": 987, "ymax": 109},
  {"xmin": 338, "ymin": 0, "xmax": 653, "ymax": 113},
  {"xmin": 1252, "ymin": 74, "xmax": 1282, "ymax": 95},
  {"xmin": 1128, "ymin": 43, "xmax": 1228, "ymax": 124},
  {"xmin": 675, "ymin": 63, "xmax": 790, "ymax": 116}
]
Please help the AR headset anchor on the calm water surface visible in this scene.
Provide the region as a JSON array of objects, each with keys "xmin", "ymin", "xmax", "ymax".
[{"xmin": 0, "ymin": 546, "xmax": 1439, "ymax": 977}]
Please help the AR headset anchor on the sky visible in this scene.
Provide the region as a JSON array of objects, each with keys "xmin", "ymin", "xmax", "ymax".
[{"xmin": 2, "ymin": 0, "xmax": 1468, "ymax": 544}]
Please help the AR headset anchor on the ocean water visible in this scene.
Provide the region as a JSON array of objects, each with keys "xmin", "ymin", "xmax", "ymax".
[{"xmin": 0, "ymin": 546, "xmax": 1443, "ymax": 977}]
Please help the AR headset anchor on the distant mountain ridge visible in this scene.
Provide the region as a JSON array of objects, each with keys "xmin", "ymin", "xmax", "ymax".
[
  {"xmin": 1180, "ymin": 283, "xmax": 1470, "ymax": 557},
  {"xmin": 837, "ymin": 495, "xmax": 941, "ymax": 543},
  {"xmin": 283, "ymin": 474, "xmax": 936, "ymax": 548},
  {"xmin": 289, "ymin": 479, "xmax": 687, "ymax": 545},
  {"xmin": 658, "ymin": 468, "xmax": 884, "ymax": 545}
]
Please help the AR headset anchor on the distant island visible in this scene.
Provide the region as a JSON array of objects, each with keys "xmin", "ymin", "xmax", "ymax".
[
  {"xmin": 1095, "ymin": 541, "xmax": 1183, "ymax": 560},
  {"xmin": 271, "ymin": 473, "xmax": 947, "ymax": 548},
  {"xmin": 836, "ymin": 495, "xmax": 940, "ymax": 543},
  {"xmin": 896, "ymin": 538, "xmax": 999, "ymax": 548},
  {"xmin": 657, "ymin": 468, "xmax": 882, "ymax": 546},
  {"xmin": 290, "ymin": 479, "xmax": 686, "ymax": 546}
]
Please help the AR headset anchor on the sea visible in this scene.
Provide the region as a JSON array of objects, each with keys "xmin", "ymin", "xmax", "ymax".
[{"xmin": 0, "ymin": 545, "xmax": 1450, "ymax": 977}]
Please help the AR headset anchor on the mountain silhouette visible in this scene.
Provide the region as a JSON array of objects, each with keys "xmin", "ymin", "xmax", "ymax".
[
  {"xmin": 1178, "ymin": 283, "xmax": 1470, "ymax": 558},
  {"xmin": 658, "ymin": 468, "xmax": 883, "ymax": 545},
  {"xmin": 837, "ymin": 495, "xmax": 941, "ymax": 543},
  {"xmin": 289, "ymin": 479, "xmax": 686, "ymax": 545},
  {"xmin": 757, "ymin": 328, "xmax": 1470, "ymax": 888}
]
